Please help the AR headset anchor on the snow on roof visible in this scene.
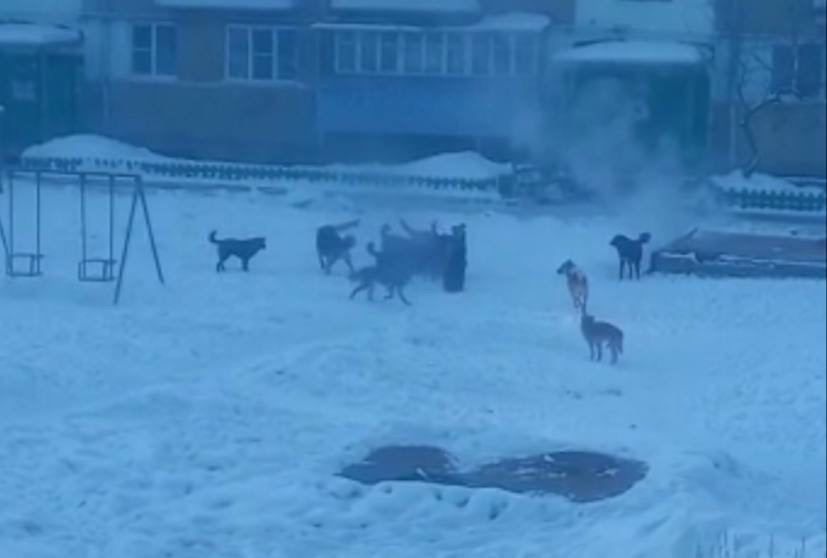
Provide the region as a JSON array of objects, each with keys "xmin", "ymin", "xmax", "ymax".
[
  {"xmin": 554, "ymin": 41, "xmax": 704, "ymax": 66},
  {"xmin": 155, "ymin": 0, "xmax": 295, "ymax": 9},
  {"xmin": 330, "ymin": 0, "xmax": 479, "ymax": 13},
  {"xmin": 313, "ymin": 12, "xmax": 550, "ymax": 32},
  {"xmin": 466, "ymin": 13, "xmax": 550, "ymax": 31},
  {"xmin": 0, "ymin": 23, "xmax": 81, "ymax": 46}
]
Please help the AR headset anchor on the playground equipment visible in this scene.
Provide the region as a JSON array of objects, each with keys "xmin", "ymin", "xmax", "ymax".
[
  {"xmin": 0, "ymin": 168, "xmax": 165, "ymax": 304},
  {"xmin": 0, "ymin": 169, "xmax": 43, "ymax": 277}
]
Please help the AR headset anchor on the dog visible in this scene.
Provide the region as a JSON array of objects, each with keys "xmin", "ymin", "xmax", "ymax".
[
  {"xmin": 208, "ymin": 230, "xmax": 266, "ymax": 272},
  {"xmin": 349, "ymin": 242, "xmax": 413, "ymax": 306},
  {"xmin": 580, "ymin": 312, "xmax": 624, "ymax": 364},
  {"xmin": 609, "ymin": 233, "xmax": 651, "ymax": 280},
  {"xmin": 556, "ymin": 259, "xmax": 588, "ymax": 311},
  {"xmin": 316, "ymin": 219, "xmax": 359, "ymax": 274}
]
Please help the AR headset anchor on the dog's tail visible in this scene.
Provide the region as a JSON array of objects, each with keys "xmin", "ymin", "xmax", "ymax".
[
  {"xmin": 638, "ymin": 232, "xmax": 651, "ymax": 244},
  {"xmin": 208, "ymin": 230, "xmax": 219, "ymax": 244}
]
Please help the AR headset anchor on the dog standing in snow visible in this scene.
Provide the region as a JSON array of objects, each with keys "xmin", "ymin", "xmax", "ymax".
[
  {"xmin": 557, "ymin": 259, "xmax": 589, "ymax": 312},
  {"xmin": 316, "ymin": 219, "xmax": 359, "ymax": 274},
  {"xmin": 580, "ymin": 311, "xmax": 624, "ymax": 365},
  {"xmin": 609, "ymin": 232, "xmax": 651, "ymax": 280}
]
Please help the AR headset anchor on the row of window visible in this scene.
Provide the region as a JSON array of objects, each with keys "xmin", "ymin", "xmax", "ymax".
[
  {"xmin": 332, "ymin": 30, "xmax": 539, "ymax": 77},
  {"xmin": 130, "ymin": 23, "xmax": 540, "ymax": 80},
  {"xmin": 130, "ymin": 23, "xmax": 825, "ymax": 100}
]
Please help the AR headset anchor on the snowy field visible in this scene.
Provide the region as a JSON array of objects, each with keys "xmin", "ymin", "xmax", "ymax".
[{"xmin": 0, "ymin": 180, "xmax": 824, "ymax": 558}]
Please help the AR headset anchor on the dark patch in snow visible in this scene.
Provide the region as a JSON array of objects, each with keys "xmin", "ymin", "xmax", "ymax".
[{"xmin": 339, "ymin": 445, "xmax": 648, "ymax": 503}]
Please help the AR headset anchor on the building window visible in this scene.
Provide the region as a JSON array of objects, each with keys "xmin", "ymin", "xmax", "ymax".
[
  {"xmin": 361, "ymin": 31, "xmax": 379, "ymax": 73},
  {"xmin": 445, "ymin": 33, "xmax": 466, "ymax": 75},
  {"xmin": 380, "ymin": 32, "xmax": 399, "ymax": 73},
  {"xmin": 132, "ymin": 23, "xmax": 177, "ymax": 77},
  {"xmin": 403, "ymin": 33, "xmax": 424, "ymax": 74},
  {"xmin": 226, "ymin": 26, "xmax": 299, "ymax": 81},
  {"xmin": 331, "ymin": 29, "xmax": 541, "ymax": 78},
  {"xmin": 424, "ymin": 32, "xmax": 444, "ymax": 74},
  {"xmin": 336, "ymin": 31, "xmax": 357, "ymax": 73},
  {"xmin": 772, "ymin": 43, "xmax": 825, "ymax": 98},
  {"xmin": 492, "ymin": 35, "xmax": 511, "ymax": 75},
  {"xmin": 471, "ymin": 34, "xmax": 491, "ymax": 75}
]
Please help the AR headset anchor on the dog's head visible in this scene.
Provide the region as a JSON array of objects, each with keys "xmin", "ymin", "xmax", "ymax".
[
  {"xmin": 255, "ymin": 237, "xmax": 267, "ymax": 250},
  {"xmin": 639, "ymin": 232, "xmax": 652, "ymax": 244},
  {"xmin": 609, "ymin": 235, "xmax": 624, "ymax": 248},
  {"xmin": 557, "ymin": 259, "xmax": 575, "ymax": 275}
]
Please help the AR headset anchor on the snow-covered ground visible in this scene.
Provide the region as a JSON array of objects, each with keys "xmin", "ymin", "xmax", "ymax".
[{"xmin": 0, "ymin": 179, "xmax": 824, "ymax": 557}]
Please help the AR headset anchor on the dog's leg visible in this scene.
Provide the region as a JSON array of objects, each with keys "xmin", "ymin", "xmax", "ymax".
[
  {"xmin": 242, "ymin": 257, "xmax": 250, "ymax": 272},
  {"xmin": 344, "ymin": 253, "xmax": 354, "ymax": 274},
  {"xmin": 596, "ymin": 342, "xmax": 603, "ymax": 362},
  {"xmin": 634, "ymin": 259, "xmax": 641, "ymax": 279},
  {"xmin": 587, "ymin": 340, "xmax": 594, "ymax": 361},
  {"xmin": 350, "ymin": 281, "xmax": 368, "ymax": 300},
  {"xmin": 610, "ymin": 345, "xmax": 619, "ymax": 364},
  {"xmin": 398, "ymin": 286, "xmax": 412, "ymax": 306},
  {"xmin": 384, "ymin": 285, "xmax": 395, "ymax": 299},
  {"xmin": 326, "ymin": 254, "xmax": 339, "ymax": 274}
]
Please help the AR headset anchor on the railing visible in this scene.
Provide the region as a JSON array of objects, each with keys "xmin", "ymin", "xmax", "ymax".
[{"xmin": 18, "ymin": 155, "xmax": 510, "ymax": 196}]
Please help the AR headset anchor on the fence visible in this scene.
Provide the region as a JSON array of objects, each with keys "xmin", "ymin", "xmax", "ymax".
[{"xmin": 19, "ymin": 155, "xmax": 511, "ymax": 197}]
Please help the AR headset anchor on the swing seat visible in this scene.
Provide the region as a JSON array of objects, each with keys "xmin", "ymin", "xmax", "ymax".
[
  {"xmin": 6, "ymin": 252, "xmax": 44, "ymax": 277},
  {"xmin": 78, "ymin": 258, "xmax": 117, "ymax": 282}
]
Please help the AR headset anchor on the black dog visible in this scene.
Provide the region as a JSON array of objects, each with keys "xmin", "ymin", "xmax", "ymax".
[
  {"xmin": 316, "ymin": 219, "xmax": 359, "ymax": 274},
  {"xmin": 209, "ymin": 230, "xmax": 266, "ymax": 272},
  {"xmin": 349, "ymin": 242, "xmax": 413, "ymax": 306},
  {"xmin": 609, "ymin": 233, "xmax": 651, "ymax": 280}
]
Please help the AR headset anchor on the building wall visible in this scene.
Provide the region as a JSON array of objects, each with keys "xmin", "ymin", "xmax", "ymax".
[
  {"xmin": 83, "ymin": 1, "xmax": 320, "ymax": 162},
  {"xmin": 105, "ymin": 80, "xmax": 317, "ymax": 162},
  {"xmin": 574, "ymin": 0, "xmax": 714, "ymax": 36}
]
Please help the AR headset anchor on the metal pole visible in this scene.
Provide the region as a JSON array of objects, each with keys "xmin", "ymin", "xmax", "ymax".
[
  {"xmin": 80, "ymin": 173, "xmax": 86, "ymax": 263},
  {"xmin": 138, "ymin": 178, "xmax": 165, "ymax": 285},
  {"xmin": 108, "ymin": 174, "xmax": 115, "ymax": 276},
  {"xmin": 8, "ymin": 171, "xmax": 14, "ymax": 257},
  {"xmin": 35, "ymin": 171, "xmax": 41, "ymax": 273},
  {"xmin": 113, "ymin": 184, "xmax": 139, "ymax": 305}
]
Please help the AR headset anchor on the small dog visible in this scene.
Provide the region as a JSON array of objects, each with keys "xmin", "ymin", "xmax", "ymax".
[
  {"xmin": 349, "ymin": 242, "xmax": 412, "ymax": 306},
  {"xmin": 316, "ymin": 219, "xmax": 359, "ymax": 274},
  {"xmin": 557, "ymin": 259, "xmax": 588, "ymax": 311},
  {"xmin": 580, "ymin": 312, "xmax": 624, "ymax": 364},
  {"xmin": 609, "ymin": 233, "xmax": 651, "ymax": 280},
  {"xmin": 209, "ymin": 230, "xmax": 266, "ymax": 272}
]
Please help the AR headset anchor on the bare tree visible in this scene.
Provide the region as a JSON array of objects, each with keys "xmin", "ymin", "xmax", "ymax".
[{"xmin": 718, "ymin": 0, "xmax": 809, "ymax": 178}]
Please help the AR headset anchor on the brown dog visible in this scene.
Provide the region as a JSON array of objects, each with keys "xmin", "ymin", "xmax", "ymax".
[
  {"xmin": 580, "ymin": 312, "xmax": 624, "ymax": 364},
  {"xmin": 557, "ymin": 259, "xmax": 588, "ymax": 312}
]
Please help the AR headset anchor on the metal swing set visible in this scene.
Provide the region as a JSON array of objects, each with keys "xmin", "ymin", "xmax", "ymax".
[{"xmin": 0, "ymin": 168, "xmax": 165, "ymax": 305}]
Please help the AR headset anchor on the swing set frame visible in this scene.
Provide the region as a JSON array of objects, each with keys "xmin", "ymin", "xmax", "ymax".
[{"xmin": 0, "ymin": 168, "xmax": 164, "ymax": 305}]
